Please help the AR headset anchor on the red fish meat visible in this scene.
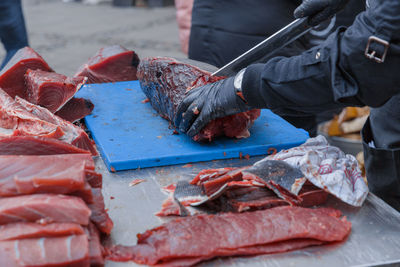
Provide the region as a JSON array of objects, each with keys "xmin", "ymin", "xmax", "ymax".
[
  {"xmin": 0, "ymin": 88, "xmax": 63, "ymax": 139},
  {"xmin": 0, "ymin": 157, "xmax": 86, "ymax": 197},
  {"xmin": 89, "ymin": 188, "xmax": 114, "ymax": 235},
  {"xmin": 0, "ymin": 136, "xmax": 90, "ymax": 155},
  {"xmin": 0, "ymin": 222, "xmax": 85, "ymax": 241},
  {"xmin": 137, "ymin": 57, "xmax": 261, "ymax": 142},
  {"xmin": 0, "ymin": 235, "xmax": 90, "ymax": 267},
  {"xmin": 87, "ymin": 222, "xmax": 105, "ymax": 266},
  {"xmin": 55, "ymin": 97, "xmax": 94, "ymax": 123},
  {"xmin": 25, "ymin": 69, "xmax": 87, "ymax": 113},
  {"xmin": 0, "ymin": 194, "xmax": 91, "ymax": 225},
  {"xmin": 0, "ymin": 47, "xmax": 53, "ymax": 99},
  {"xmin": 75, "ymin": 45, "xmax": 140, "ymax": 83},
  {"xmin": 106, "ymin": 206, "xmax": 351, "ymax": 266},
  {"xmin": 16, "ymin": 97, "xmax": 98, "ymax": 155}
]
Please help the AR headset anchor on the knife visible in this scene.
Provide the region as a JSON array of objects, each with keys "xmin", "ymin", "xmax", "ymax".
[{"xmin": 212, "ymin": 17, "xmax": 311, "ymax": 77}]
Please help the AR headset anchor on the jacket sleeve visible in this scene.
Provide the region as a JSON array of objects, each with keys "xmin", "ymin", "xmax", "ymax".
[{"xmin": 241, "ymin": 1, "xmax": 400, "ymax": 117}]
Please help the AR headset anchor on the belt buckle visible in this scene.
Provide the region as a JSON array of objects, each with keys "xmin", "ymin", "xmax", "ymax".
[{"xmin": 365, "ymin": 36, "xmax": 389, "ymax": 63}]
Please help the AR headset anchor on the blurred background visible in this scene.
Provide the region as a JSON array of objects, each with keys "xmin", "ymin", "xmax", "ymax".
[{"xmin": 0, "ymin": 0, "xmax": 185, "ymax": 75}]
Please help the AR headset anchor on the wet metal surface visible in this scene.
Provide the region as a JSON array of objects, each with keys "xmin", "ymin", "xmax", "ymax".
[{"xmin": 100, "ymin": 156, "xmax": 400, "ymax": 267}]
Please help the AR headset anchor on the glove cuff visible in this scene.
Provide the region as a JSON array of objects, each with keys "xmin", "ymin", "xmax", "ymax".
[{"xmin": 241, "ymin": 63, "xmax": 265, "ymax": 108}]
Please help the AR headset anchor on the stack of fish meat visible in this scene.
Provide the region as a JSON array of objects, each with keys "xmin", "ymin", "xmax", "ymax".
[
  {"xmin": 0, "ymin": 153, "xmax": 112, "ymax": 266},
  {"xmin": 0, "ymin": 47, "xmax": 94, "ymax": 123}
]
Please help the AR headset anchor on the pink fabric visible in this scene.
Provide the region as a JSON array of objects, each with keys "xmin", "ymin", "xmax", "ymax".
[{"xmin": 175, "ymin": 0, "xmax": 194, "ymax": 55}]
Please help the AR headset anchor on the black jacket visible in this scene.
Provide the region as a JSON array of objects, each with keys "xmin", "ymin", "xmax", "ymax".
[
  {"xmin": 189, "ymin": 0, "xmax": 364, "ymax": 68},
  {"xmin": 241, "ymin": 0, "xmax": 400, "ymax": 210}
]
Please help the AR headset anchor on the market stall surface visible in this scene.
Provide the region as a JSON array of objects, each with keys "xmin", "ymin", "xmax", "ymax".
[{"xmin": 98, "ymin": 156, "xmax": 400, "ymax": 267}]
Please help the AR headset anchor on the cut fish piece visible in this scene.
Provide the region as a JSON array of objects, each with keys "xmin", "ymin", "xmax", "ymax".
[
  {"xmin": 105, "ymin": 206, "xmax": 351, "ymax": 266},
  {"xmin": 55, "ymin": 97, "xmax": 94, "ymax": 123},
  {"xmin": 0, "ymin": 88, "xmax": 63, "ymax": 139},
  {"xmin": 0, "ymin": 47, "xmax": 53, "ymax": 98},
  {"xmin": 0, "ymin": 194, "xmax": 91, "ymax": 225},
  {"xmin": 0, "ymin": 136, "xmax": 90, "ymax": 155},
  {"xmin": 25, "ymin": 69, "xmax": 87, "ymax": 113},
  {"xmin": 0, "ymin": 154, "xmax": 97, "ymax": 201},
  {"xmin": 75, "ymin": 45, "xmax": 140, "ymax": 83},
  {"xmin": 0, "ymin": 235, "xmax": 90, "ymax": 267},
  {"xmin": 137, "ymin": 57, "xmax": 261, "ymax": 142},
  {"xmin": 0, "ymin": 222, "xmax": 84, "ymax": 241},
  {"xmin": 16, "ymin": 97, "xmax": 98, "ymax": 155},
  {"xmin": 89, "ymin": 188, "xmax": 114, "ymax": 235},
  {"xmin": 87, "ymin": 222, "xmax": 105, "ymax": 266},
  {"xmin": 0, "ymin": 156, "xmax": 87, "ymax": 197},
  {"xmin": 86, "ymin": 169, "xmax": 103, "ymax": 188}
]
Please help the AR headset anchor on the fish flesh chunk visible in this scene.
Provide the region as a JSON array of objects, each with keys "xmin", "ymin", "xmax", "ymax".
[
  {"xmin": 0, "ymin": 222, "xmax": 85, "ymax": 241},
  {"xmin": 75, "ymin": 45, "xmax": 140, "ymax": 83},
  {"xmin": 0, "ymin": 47, "xmax": 53, "ymax": 99},
  {"xmin": 0, "ymin": 235, "xmax": 90, "ymax": 267},
  {"xmin": 0, "ymin": 194, "xmax": 91, "ymax": 225},
  {"xmin": 25, "ymin": 69, "xmax": 87, "ymax": 113},
  {"xmin": 89, "ymin": 188, "xmax": 114, "ymax": 235},
  {"xmin": 55, "ymin": 97, "xmax": 94, "ymax": 123},
  {"xmin": 106, "ymin": 206, "xmax": 351, "ymax": 266},
  {"xmin": 137, "ymin": 57, "xmax": 261, "ymax": 142},
  {"xmin": 0, "ymin": 88, "xmax": 63, "ymax": 139},
  {"xmin": 15, "ymin": 97, "xmax": 97, "ymax": 155},
  {"xmin": 0, "ymin": 136, "xmax": 90, "ymax": 155}
]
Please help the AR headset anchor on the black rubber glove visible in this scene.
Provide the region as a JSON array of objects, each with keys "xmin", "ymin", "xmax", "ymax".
[
  {"xmin": 175, "ymin": 76, "xmax": 250, "ymax": 138},
  {"xmin": 294, "ymin": 0, "xmax": 350, "ymax": 26}
]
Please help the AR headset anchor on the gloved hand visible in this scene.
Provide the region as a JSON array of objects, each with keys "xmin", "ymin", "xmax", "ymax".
[
  {"xmin": 175, "ymin": 75, "xmax": 250, "ymax": 137},
  {"xmin": 294, "ymin": 0, "xmax": 350, "ymax": 26}
]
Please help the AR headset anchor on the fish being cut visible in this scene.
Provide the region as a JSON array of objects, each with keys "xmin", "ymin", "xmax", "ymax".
[
  {"xmin": 75, "ymin": 45, "xmax": 140, "ymax": 83},
  {"xmin": 106, "ymin": 206, "xmax": 351, "ymax": 266},
  {"xmin": 137, "ymin": 57, "xmax": 261, "ymax": 142},
  {"xmin": 0, "ymin": 47, "xmax": 53, "ymax": 99},
  {"xmin": 55, "ymin": 97, "xmax": 94, "ymax": 123},
  {"xmin": 0, "ymin": 194, "xmax": 91, "ymax": 225},
  {"xmin": 16, "ymin": 97, "xmax": 98, "ymax": 155},
  {"xmin": 0, "ymin": 222, "xmax": 85, "ymax": 241},
  {"xmin": 25, "ymin": 69, "xmax": 87, "ymax": 113},
  {"xmin": 0, "ymin": 88, "xmax": 63, "ymax": 139},
  {"xmin": 0, "ymin": 235, "xmax": 90, "ymax": 267},
  {"xmin": 0, "ymin": 136, "xmax": 90, "ymax": 155}
]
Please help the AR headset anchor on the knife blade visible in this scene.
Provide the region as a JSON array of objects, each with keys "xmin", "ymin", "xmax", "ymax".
[{"xmin": 212, "ymin": 17, "xmax": 311, "ymax": 77}]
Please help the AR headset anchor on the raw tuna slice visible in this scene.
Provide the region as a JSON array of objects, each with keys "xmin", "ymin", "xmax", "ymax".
[
  {"xmin": 0, "ymin": 235, "xmax": 90, "ymax": 267},
  {"xmin": 0, "ymin": 136, "xmax": 90, "ymax": 155},
  {"xmin": 55, "ymin": 97, "xmax": 94, "ymax": 123},
  {"xmin": 16, "ymin": 97, "xmax": 98, "ymax": 155},
  {"xmin": 0, "ymin": 194, "xmax": 91, "ymax": 225},
  {"xmin": 75, "ymin": 45, "xmax": 140, "ymax": 83},
  {"xmin": 106, "ymin": 206, "xmax": 351, "ymax": 266},
  {"xmin": 0, "ymin": 154, "xmax": 96, "ymax": 201},
  {"xmin": 87, "ymin": 222, "xmax": 105, "ymax": 266},
  {"xmin": 0, "ymin": 47, "xmax": 53, "ymax": 98},
  {"xmin": 89, "ymin": 188, "xmax": 114, "ymax": 235},
  {"xmin": 0, "ymin": 88, "xmax": 63, "ymax": 138},
  {"xmin": 137, "ymin": 57, "xmax": 261, "ymax": 142},
  {"xmin": 0, "ymin": 222, "xmax": 84, "ymax": 241},
  {"xmin": 25, "ymin": 69, "xmax": 87, "ymax": 113},
  {"xmin": 86, "ymin": 170, "xmax": 103, "ymax": 188},
  {"xmin": 0, "ymin": 156, "xmax": 87, "ymax": 197}
]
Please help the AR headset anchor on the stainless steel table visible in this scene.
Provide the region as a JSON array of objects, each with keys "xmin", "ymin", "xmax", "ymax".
[{"xmin": 98, "ymin": 156, "xmax": 400, "ymax": 267}]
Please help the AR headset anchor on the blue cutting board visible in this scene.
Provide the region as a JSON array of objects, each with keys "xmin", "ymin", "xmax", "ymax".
[{"xmin": 76, "ymin": 81, "xmax": 309, "ymax": 172}]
